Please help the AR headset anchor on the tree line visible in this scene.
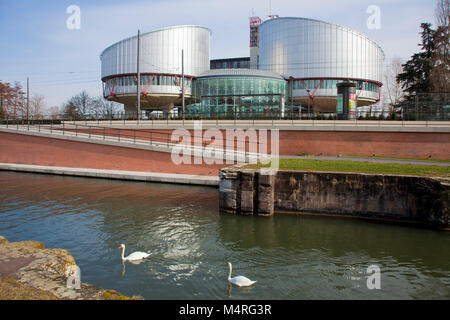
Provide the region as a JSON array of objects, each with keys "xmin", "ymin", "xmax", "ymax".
[
  {"xmin": 0, "ymin": 81, "xmax": 45, "ymax": 120},
  {"xmin": 395, "ymin": 0, "xmax": 449, "ymax": 102},
  {"xmin": 62, "ymin": 91, "xmax": 122, "ymax": 120},
  {"xmin": 0, "ymin": 83, "xmax": 122, "ymax": 120},
  {"xmin": 377, "ymin": 0, "xmax": 449, "ymax": 119}
]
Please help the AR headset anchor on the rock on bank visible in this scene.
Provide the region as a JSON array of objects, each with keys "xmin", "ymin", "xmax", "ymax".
[{"xmin": 0, "ymin": 236, "xmax": 142, "ymax": 300}]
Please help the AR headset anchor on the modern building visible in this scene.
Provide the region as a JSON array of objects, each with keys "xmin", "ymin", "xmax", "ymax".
[
  {"xmin": 210, "ymin": 57, "xmax": 250, "ymax": 70},
  {"xmin": 100, "ymin": 16, "xmax": 384, "ymax": 116},
  {"xmin": 100, "ymin": 25, "xmax": 211, "ymax": 114},
  {"xmin": 191, "ymin": 68, "xmax": 286, "ymax": 118},
  {"xmin": 258, "ymin": 17, "xmax": 384, "ymax": 112}
]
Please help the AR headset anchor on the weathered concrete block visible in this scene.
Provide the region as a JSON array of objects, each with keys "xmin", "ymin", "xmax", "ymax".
[
  {"xmin": 219, "ymin": 170, "xmax": 238, "ymax": 180},
  {"xmin": 258, "ymin": 196, "xmax": 274, "ymax": 216},
  {"xmin": 240, "ymin": 171, "xmax": 255, "ymax": 191},
  {"xmin": 219, "ymin": 178, "xmax": 235, "ymax": 192},
  {"xmin": 219, "ymin": 190, "xmax": 237, "ymax": 212},
  {"xmin": 257, "ymin": 171, "xmax": 276, "ymax": 216},
  {"xmin": 240, "ymin": 190, "xmax": 254, "ymax": 214},
  {"xmin": 258, "ymin": 169, "xmax": 276, "ymax": 186}
]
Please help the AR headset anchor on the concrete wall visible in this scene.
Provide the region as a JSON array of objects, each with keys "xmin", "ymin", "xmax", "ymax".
[
  {"xmin": 219, "ymin": 165, "xmax": 450, "ymax": 228},
  {"xmin": 276, "ymin": 130, "xmax": 450, "ymax": 159},
  {"xmin": 94, "ymin": 128, "xmax": 450, "ymax": 159},
  {"xmin": 0, "ymin": 132, "xmax": 226, "ymax": 176}
]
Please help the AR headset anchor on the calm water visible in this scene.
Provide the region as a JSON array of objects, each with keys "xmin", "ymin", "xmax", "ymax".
[{"xmin": 0, "ymin": 171, "xmax": 449, "ymax": 300}]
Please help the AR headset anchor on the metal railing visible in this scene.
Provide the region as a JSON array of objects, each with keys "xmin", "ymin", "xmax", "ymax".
[
  {"xmin": 1, "ymin": 105, "xmax": 449, "ymax": 124},
  {"xmin": 1, "ymin": 111, "xmax": 450, "ymax": 129},
  {"xmin": 0, "ymin": 119, "xmax": 268, "ymax": 163}
]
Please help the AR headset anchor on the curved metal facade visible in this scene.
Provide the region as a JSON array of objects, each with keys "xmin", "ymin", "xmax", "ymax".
[
  {"xmin": 258, "ymin": 17, "xmax": 384, "ymax": 111},
  {"xmin": 100, "ymin": 25, "xmax": 211, "ymax": 111}
]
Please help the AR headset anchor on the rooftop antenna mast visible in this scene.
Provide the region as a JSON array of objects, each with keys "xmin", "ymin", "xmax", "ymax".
[{"xmin": 181, "ymin": 49, "xmax": 185, "ymax": 121}]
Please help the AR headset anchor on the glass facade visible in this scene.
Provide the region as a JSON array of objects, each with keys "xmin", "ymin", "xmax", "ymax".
[
  {"xmin": 103, "ymin": 74, "xmax": 192, "ymax": 96},
  {"xmin": 210, "ymin": 58, "xmax": 250, "ymax": 70},
  {"xmin": 292, "ymin": 79, "xmax": 379, "ymax": 93},
  {"xmin": 188, "ymin": 72, "xmax": 286, "ymax": 118}
]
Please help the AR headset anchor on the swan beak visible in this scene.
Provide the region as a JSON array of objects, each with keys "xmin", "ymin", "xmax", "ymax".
[{"xmin": 117, "ymin": 246, "xmax": 121, "ymax": 249}]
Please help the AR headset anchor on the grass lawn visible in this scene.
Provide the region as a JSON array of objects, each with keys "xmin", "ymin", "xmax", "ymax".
[
  {"xmin": 245, "ymin": 158, "xmax": 450, "ymax": 177},
  {"xmin": 342, "ymin": 154, "xmax": 450, "ymax": 163}
]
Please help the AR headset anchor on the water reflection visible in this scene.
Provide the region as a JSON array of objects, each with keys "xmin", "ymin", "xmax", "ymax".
[
  {"xmin": 121, "ymin": 259, "xmax": 147, "ymax": 276},
  {"xmin": 217, "ymin": 213, "xmax": 450, "ymax": 272},
  {"xmin": 227, "ymin": 283, "xmax": 255, "ymax": 298},
  {"xmin": 0, "ymin": 171, "xmax": 449, "ymax": 299}
]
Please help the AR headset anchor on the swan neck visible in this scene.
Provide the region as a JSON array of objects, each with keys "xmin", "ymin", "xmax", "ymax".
[
  {"xmin": 121, "ymin": 246, "xmax": 125, "ymax": 260},
  {"xmin": 228, "ymin": 264, "xmax": 232, "ymax": 280}
]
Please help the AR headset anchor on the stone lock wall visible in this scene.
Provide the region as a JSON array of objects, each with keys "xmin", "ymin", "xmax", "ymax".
[
  {"xmin": 219, "ymin": 165, "xmax": 450, "ymax": 228},
  {"xmin": 219, "ymin": 167, "xmax": 276, "ymax": 216}
]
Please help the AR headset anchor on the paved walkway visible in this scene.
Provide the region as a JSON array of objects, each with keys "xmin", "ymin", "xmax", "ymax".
[
  {"xmin": 0, "ymin": 125, "xmax": 262, "ymax": 164},
  {"xmin": 0, "ymin": 163, "xmax": 219, "ymax": 186},
  {"xmin": 62, "ymin": 119, "xmax": 450, "ymax": 133}
]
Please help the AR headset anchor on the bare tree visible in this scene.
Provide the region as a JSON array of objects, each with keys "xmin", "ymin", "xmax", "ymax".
[
  {"xmin": 91, "ymin": 96, "xmax": 110, "ymax": 119},
  {"xmin": 62, "ymin": 101, "xmax": 81, "ymax": 120},
  {"xmin": 30, "ymin": 93, "xmax": 45, "ymax": 119},
  {"xmin": 110, "ymin": 101, "xmax": 124, "ymax": 117},
  {"xmin": 91, "ymin": 96, "xmax": 124, "ymax": 119},
  {"xmin": 435, "ymin": 0, "xmax": 449, "ymax": 27},
  {"xmin": 383, "ymin": 57, "xmax": 406, "ymax": 114},
  {"xmin": 430, "ymin": 0, "xmax": 449, "ymax": 94},
  {"xmin": 0, "ymin": 81, "xmax": 25, "ymax": 119},
  {"xmin": 45, "ymin": 106, "xmax": 62, "ymax": 119},
  {"xmin": 68, "ymin": 91, "xmax": 94, "ymax": 118}
]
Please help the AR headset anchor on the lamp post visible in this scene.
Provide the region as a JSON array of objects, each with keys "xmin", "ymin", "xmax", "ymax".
[
  {"xmin": 181, "ymin": 49, "xmax": 185, "ymax": 121},
  {"xmin": 18, "ymin": 91, "xmax": 24, "ymax": 121},
  {"xmin": 306, "ymin": 89, "xmax": 311, "ymax": 119},
  {"xmin": 26, "ymin": 77, "xmax": 29, "ymax": 123},
  {"xmin": 136, "ymin": 29, "xmax": 141, "ymax": 123},
  {"xmin": 288, "ymin": 76, "xmax": 294, "ymax": 120},
  {"xmin": 0, "ymin": 84, "xmax": 6, "ymax": 120}
]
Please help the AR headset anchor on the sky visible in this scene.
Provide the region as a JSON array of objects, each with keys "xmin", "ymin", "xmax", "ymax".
[{"xmin": 0, "ymin": 0, "xmax": 438, "ymax": 109}]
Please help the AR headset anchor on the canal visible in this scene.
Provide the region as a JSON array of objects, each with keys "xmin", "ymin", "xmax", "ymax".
[{"xmin": 0, "ymin": 171, "xmax": 449, "ymax": 299}]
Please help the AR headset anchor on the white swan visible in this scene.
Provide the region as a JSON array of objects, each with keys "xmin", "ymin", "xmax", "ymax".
[
  {"xmin": 118, "ymin": 244, "xmax": 152, "ymax": 261},
  {"xmin": 227, "ymin": 262, "xmax": 257, "ymax": 287}
]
